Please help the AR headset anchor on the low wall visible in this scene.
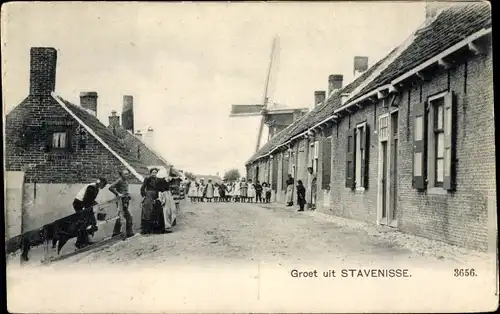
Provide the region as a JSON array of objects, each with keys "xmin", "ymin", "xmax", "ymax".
[
  {"xmin": 5, "ymin": 171, "xmax": 25, "ymax": 240},
  {"xmin": 21, "ymin": 183, "xmax": 144, "ymax": 240}
]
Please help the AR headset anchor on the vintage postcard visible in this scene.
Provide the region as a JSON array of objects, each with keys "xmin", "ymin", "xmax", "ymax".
[{"xmin": 3, "ymin": 1, "xmax": 498, "ymax": 313}]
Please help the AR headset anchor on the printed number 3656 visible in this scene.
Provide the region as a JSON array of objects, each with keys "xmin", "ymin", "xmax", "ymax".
[{"xmin": 454, "ymin": 269, "xmax": 476, "ymax": 277}]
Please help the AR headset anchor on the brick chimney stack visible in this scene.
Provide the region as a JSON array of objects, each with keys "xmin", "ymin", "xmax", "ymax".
[
  {"xmin": 328, "ymin": 74, "xmax": 343, "ymax": 95},
  {"xmin": 353, "ymin": 56, "xmax": 369, "ymax": 79},
  {"xmin": 314, "ymin": 91, "xmax": 326, "ymax": 108},
  {"xmin": 80, "ymin": 92, "xmax": 98, "ymax": 116},
  {"xmin": 425, "ymin": 2, "xmax": 452, "ymax": 19},
  {"xmin": 122, "ymin": 95, "xmax": 134, "ymax": 133},
  {"xmin": 109, "ymin": 110, "xmax": 120, "ymax": 127},
  {"xmin": 29, "ymin": 47, "xmax": 57, "ymax": 96}
]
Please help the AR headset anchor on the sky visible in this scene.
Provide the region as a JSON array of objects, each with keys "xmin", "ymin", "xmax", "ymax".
[{"xmin": 2, "ymin": 2, "xmax": 426, "ymax": 176}]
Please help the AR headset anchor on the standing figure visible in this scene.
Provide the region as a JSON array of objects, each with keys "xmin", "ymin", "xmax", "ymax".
[
  {"xmin": 213, "ymin": 183, "xmax": 220, "ymax": 202},
  {"xmin": 109, "ymin": 169, "xmax": 134, "ymax": 239},
  {"xmin": 72, "ymin": 178, "xmax": 107, "ymax": 248},
  {"xmin": 198, "ymin": 179, "xmax": 206, "ymax": 202},
  {"xmin": 219, "ymin": 180, "xmax": 227, "ymax": 202},
  {"xmin": 205, "ymin": 179, "xmax": 214, "ymax": 202},
  {"xmin": 264, "ymin": 182, "xmax": 272, "ymax": 203},
  {"xmin": 226, "ymin": 182, "xmax": 234, "ymax": 202},
  {"xmin": 240, "ymin": 178, "xmax": 248, "ymax": 203},
  {"xmin": 247, "ymin": 179, "xmax": 255, "ymax": 203},
  {"xmin": 156, "ymin": 170, "xmax": 177, "ymax": 233},
  {"xmin": 140, "ymin": 168, "xmax": 160, "ymax": 235},
  {"xmin": 296, "ymin": 180, "xmax": 306, "ymax": 212},
  {"xmin": 188, "ymin": 179, "xmax": 198, "ymax": 202},
  {"xmin": 254, "ymin": 181, "xmax": 263, "ymax": 203},
  {"xmin": 233, "ymin": 181, "xmax": 241, "ymax": 202},
  {"xmin": 286, "ymin": 174, "xmax": 294, "ymax": 206},
  {"xmin": 307, "ymin": 167, "xmax": 317, "ymax": 210}
]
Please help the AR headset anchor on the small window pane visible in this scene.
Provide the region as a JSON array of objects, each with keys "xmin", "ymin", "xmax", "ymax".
[
  {"xmin": 437, "ymin": 133, "xmax": 444, "ymax": 158},
  {"xmin": 347, "ymin": 136, "xmax": 352, "ymax": 152},
  {"xmin": 436, "ymin": 159, "xmax": 444, "ymax": 183},
  {"xmin": 436, "ymin": 105, "xmax": 444, "ymax": 129},
  {"xmin": 414, "ymin": 152, "xmax": 422, "ymax": 176},
  {"xmin": 52, "ymin": 132, "xmax": 67, "ymax": 148},
  {"xmin": 414, "ymin": 116, "xmax": 423, "ymax": 141}
]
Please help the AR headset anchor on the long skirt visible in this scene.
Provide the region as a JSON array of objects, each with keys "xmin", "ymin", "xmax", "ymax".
[
  {"xmin": 141, "ymin": 190, "xmax": 164, "ymax": 234},
  {"xmin": 286, "ymin": 185, "xmax": 294, "ymax": 203},
  {"xmin": 240, "ymin": 187, "xmax": 248, "ymax": 197},
  {"xmin": 188, "ymin": 185, "xmax": 198, "ymax": 197},
  {"xmin": 159, "ymin": 191, "xmax": 178, "ymax": 229}
]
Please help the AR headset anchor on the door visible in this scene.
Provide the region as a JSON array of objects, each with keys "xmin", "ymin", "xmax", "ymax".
[
  {"xmin": 255, "ymin": 166, "xmax": 259, "ymax": 184},
  {"xmin": 381, "ymin": 141, "xmax": 388, "ymax": 224},
  {"xmin": 378, "ymin": 114, "xmax": 389, "ymax": 225},
  {"xmin": 389, "ymin": 111, "xmax": 399, "ymax": 226}
]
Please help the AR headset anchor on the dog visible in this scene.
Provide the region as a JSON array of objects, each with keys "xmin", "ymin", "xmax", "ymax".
[{"xmin": 19, "ymin": 208, "xmax": 98, "ymax": 261}]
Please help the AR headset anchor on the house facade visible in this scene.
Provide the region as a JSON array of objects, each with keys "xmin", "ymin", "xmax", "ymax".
[
  {"xmin": 245, "ymin": 3, "xmax": 494, "ymax": 251},
  {"xmin": 4, "ymin": 47, "xmax": 176, "ymax": 242}
]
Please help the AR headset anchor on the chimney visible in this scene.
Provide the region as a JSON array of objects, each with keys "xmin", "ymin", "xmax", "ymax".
[
  {"xmin": 143, "ymin": 126, "xmax": 154, "ymax": 148},
  {"xmin": 134, "ymin": 129, "xmax": 142, "ymax": 138},
  {"xmin": 80, "ymin": 92, "xmax": 98, "ymax": 116},
  {"xmin": 353, "ymin": 56, "xmax": 369, "ymax": 78},
  {"xmin": 314, "ymin": 91, "xmax": 326, "ymax": 107},
  {"xmin": 29, "ymin": 47, "xmax": 57, "ymax": 96},
  {"xmin": 109, "ymin": 110, "xmax": 120, "ymax": 127},
  {"xmin": 328, "ymin": 74, "xmax": 343, "ymax": 95},
  {"xmin": 122, "ymin": 95, "xmax": 134, "ymax": 133}
]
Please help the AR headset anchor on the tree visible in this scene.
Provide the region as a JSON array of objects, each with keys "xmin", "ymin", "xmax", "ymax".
[
  {"xmin": 223, "ymin": 168, "xmax": 241, "ymax": 182},
  {"xmin": 184, "ymin": 172, "xmax": 196, "ymax": 181}
]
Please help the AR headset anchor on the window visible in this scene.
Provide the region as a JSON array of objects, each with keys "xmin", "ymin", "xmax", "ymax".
[
  {"xmin": 52, "ymin": 132, "xmax": 67, "ymax": 149},
  {"xmin": 346, "ymin": 122, "xmax": 369, "ymax": 189},
  {"xmin": 433, "ymin": 99, "xmax": 445, "ymax": 186},
  {"xmin": 413, "ymin": 91, "xmax": 456, "ymax": 191},
  {"xmin": 322, "ymin": 137, "xmax": 332, "ymax": 190},
  {"xmin": 310, "ymin": 141, "xmax": 319, "ymax": 173}
]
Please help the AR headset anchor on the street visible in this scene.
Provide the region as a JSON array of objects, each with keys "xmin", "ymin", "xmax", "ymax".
[{"xmin": 59, "ymin": 200, "xmax": 489, "ymax": 266}]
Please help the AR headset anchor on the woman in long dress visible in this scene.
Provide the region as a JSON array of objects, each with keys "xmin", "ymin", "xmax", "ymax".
[
  {"xmin": 156, "ymin": 169, "xmax": 177, "ymax": 233},
  {"xmin": 140, "ymin": 168, "xmax": 160, "ymax": 234}
]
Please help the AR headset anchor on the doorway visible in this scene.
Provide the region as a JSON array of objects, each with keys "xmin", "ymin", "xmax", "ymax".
[{"xmin": 377, "ymin": 110, "xmax": 399, "ymax": 227}]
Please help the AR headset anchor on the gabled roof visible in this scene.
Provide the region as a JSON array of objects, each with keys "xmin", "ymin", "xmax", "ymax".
[
  {"xmin": 357, "ymin": 2, "xmax": 491, "ymax": 97},
  {"xmin": 52, "ymin": 93, "xmax": 149, "ymax": 181},
  {"xmin": 246, "ymin": 2, "xmax": 491, "ymax": 166}
]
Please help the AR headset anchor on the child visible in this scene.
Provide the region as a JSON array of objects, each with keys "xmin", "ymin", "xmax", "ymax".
[
  {"xmin": 247, "ymin": 179, "xmax": 255, "ymax": 203},
  {"xmin": 219, "ymin": 181, "xmax": 227, "ymax": 202},
  {"xmin": 233, "ymin": 181, "xmax": 241, "ymax": 203},
  {"xmin": 205, "ymin": 179, "xmax": 214, "ymax": 202},
  {"xmin": 239, "ymin": 178, "xmax": 248, "ymax": 203},
  {"xmin": 254, "ymin": 181, "xmax": 263, "ymax": 203},
  {"xmin": 188, "ymin": 179, "xmax": 198, "ymax": 202},
  {"xmin": 296, "ymin": 180, "xmax": 306, "ymax": 212},
  {"xmin": 263, "ymin": 182, "xmax": 272, "ymax": 203},
  {"xmin": 213, "ymin": 183, "xmax": 220, "ymax": 202},
  {"xmin": 198, "ymin": 179, "xmax": 206, "ymax": 202}
]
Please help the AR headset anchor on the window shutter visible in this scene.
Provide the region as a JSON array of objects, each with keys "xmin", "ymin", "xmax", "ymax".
[
  {"xmin": 272, "ymin": 157, "xmax": 278, "ymax": 191},
  {"xmin": 44, "ymin": 130, "xmax": 53, "ymax": 152},
  {"xmin": 282, "ymin": 155, "xmax": 289, "ymax": 191},
  {"xmin": 361, "ymin": 124, "xmax": 370, "ymax": 188},
  {"xmin": 66, "ymin": 130, "xmax": 74, "ymax": 152},
  {"xmin": 322, "ymin": 137, "xmax": 332, "ymax": 190},
  {"xmin": 443, "ymin": 92, "xmax": 456, "ymax": 191},
  {"xmin": 345, "ymin": 128, "xmax": 356, "ymax": 188},
  {"xmin": 413, "ymin": 101, "xmax": 427, "ymax": 190}
]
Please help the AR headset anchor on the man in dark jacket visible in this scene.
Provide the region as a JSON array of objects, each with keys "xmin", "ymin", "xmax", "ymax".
[
  {"xmin": 109, "ymin": 169, "xmax": 134, "ymax": 239},
  {"xmin": 73, "ymin": 178, "xmax": 107, "ymax": 248}
]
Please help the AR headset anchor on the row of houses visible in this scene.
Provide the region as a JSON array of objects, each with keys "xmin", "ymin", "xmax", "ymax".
[
  {"xmin": 245, "ymin": 2, "xmax": 495, "ymax": 251},
  {"xmin": 4, "ymin": 46, "xmax": 179, "ymax": 240}
]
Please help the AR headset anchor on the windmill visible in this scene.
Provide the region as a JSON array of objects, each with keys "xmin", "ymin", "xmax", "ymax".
[{"xmin": 230, "ymin": 36, "xmax": 307, "ymax": 153}]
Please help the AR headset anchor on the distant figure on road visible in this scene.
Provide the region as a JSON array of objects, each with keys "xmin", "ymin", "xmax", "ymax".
[
  {"xmin": 198, "ymin": 179, "xmax": 206, "ymax": 202},
  {"xmin": 307, "ymin": 166, "xmax": 317, "ymax": 210},
  {"xmin": 219, "ymin": 180, "xmax": 228, "ymax": 202},
  {"xmin": 73, "ymin": 177, "xmax": 107, "ymax": 248},
  {"xmin": 213, "ymin": 183, "xmax": 220, "ymax": 202},
  {"xmin": 205, "ymin": 179, "xmax": 215, "ymax": 202},
  {"xmin": 188, "ymin": 179, "xmax": 198, "ymax": 202},
  {"xmin": 109, "ymin": 169, "xmax": 134, "ymax": 239},
  {"xmin": 286, "ymin": 174, "xmax": 294, "ymax": 206},
  {"xmin": 233, "ymin": 181, "xmax": 241, "ymax": 202},
  {"xmin": 240, "ymin": 178, "xmax": 248, "ymax": 202},
  {"xmin": 263, "ymin": 182, "xmax": 272, "ymax": 203},
  {"xmin": 254, "ymin": 180, "xmax": 263, "ymax": 203},
  {"xmin": 296, "ymin": 180, "xmax": 306, "ymax": 212},
  {"xmin": 247, "ymin": 179, "xmax": 255, "ymax": 203}
]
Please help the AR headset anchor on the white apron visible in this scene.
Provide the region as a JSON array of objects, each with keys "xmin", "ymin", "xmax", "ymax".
[{"xmin": 159, "ymin": 190, "xmax": 178, "ymax": 229}]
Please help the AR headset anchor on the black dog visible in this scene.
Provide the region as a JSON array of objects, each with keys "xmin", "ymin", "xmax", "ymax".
[{"xmin": 19, "ymin": 209, "xmax": 98, "ymax": 261}]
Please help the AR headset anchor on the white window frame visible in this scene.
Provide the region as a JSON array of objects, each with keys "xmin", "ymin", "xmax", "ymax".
[
  {"xmin": 52, "ymin": 132, "xmax": 67, "ymax": 149},
  {"xmin": 427, "ymin": 91, "xmax": 449, "ymax": 193},
  {"xmin": 355, "ymin": 122, "xmax": 367, "ymax": 190}
]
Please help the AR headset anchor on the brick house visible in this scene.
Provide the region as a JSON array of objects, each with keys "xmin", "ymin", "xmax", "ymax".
[
  {"xmin": 245, "ymin": 3, "xmax": 494, "ymax": 251},
  {"xmin": 4, "ymin": 47, "xmax": 171, "ymax": 241}
]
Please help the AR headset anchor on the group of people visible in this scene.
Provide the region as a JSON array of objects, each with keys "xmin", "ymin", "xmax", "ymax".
[
  {"xmin": 285, "ymin": 166, "xmax": 317, "ymax": 212},
  {"xmin": 186, "ymin": 177, "xmax": 273, "ymax": 203},
  {"xmin": 70, "ymin": 167, "xmax": 180, "ymax": 250}
]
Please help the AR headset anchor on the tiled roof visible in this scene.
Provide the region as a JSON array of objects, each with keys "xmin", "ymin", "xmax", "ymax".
[
  {"xmin": 55, "ymin": 95, "xmax": 150, "ymax": 177},
  {"xmin": 357, "ymin": 2, "xmax": 491, "ymax": 96},
  {"xmin": 246, "ymin": 2, "xmax": 491, "ymax": 165}
]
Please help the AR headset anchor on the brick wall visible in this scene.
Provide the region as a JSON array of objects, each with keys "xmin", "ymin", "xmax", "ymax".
[
  {"xmin": 397, "ymin": 49, "xmax": 494, "ymax": 251},
  {"xmin": 5, "ymin": 96, "xmax": 141, "ymax": 184}
]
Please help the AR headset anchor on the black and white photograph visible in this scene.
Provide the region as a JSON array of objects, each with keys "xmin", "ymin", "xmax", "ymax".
[{"xmin": 3, "ymin": 1, "xmax": 498, "ymax": 312}]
